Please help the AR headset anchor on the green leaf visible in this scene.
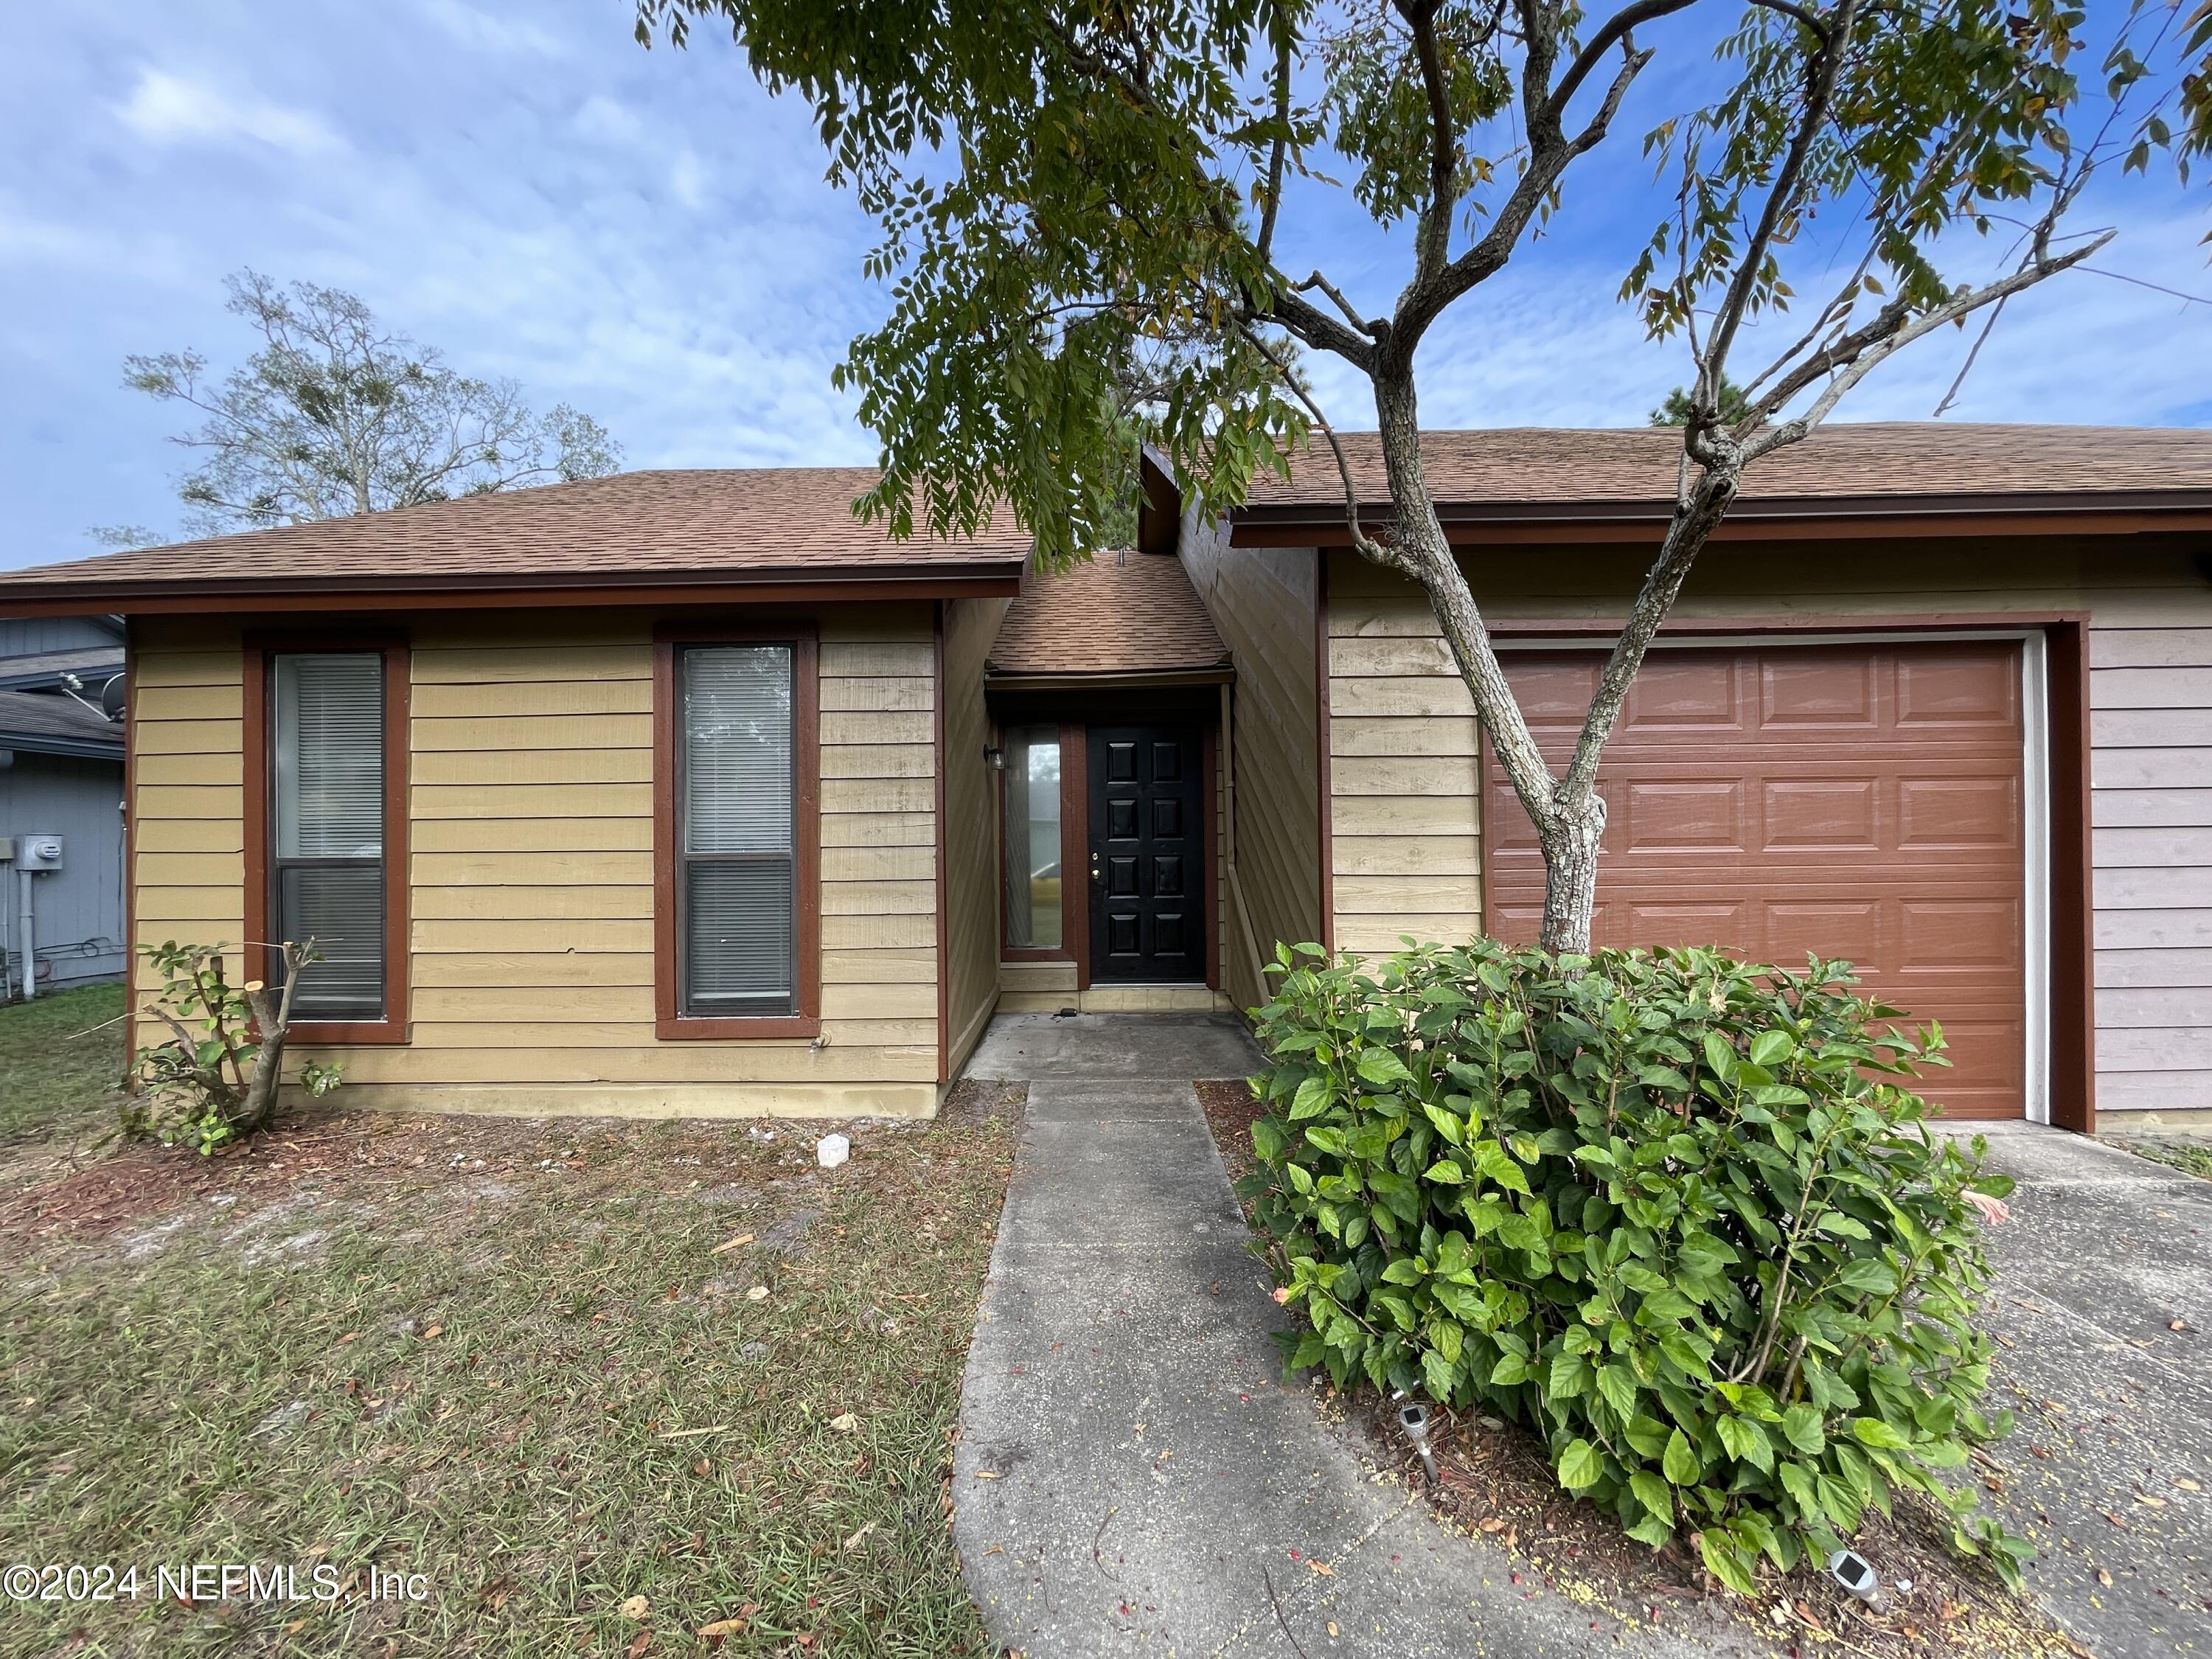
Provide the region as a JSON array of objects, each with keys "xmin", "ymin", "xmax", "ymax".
[
  {"xmin": 1596, "ymin": 1363, "xmax": 1639, "ymax": 1419},
  {"xmin": 1851, "ymin": 1416, "xmax": 1910, "ymax": 1450},
  {"xmin": 1630, "ymin": 1470, "xmax": 1674, "ymax": 1522},
  {"xmin": 1558, "ymin": 1438, "xmax": 1603, "ymax": 1489},
  {"xmin": 1716, "ymin": 1416, "xmax": 1774, "ymax": 1472},
  {"xmin": 1422, "ymin": 1346, "xmax": 1458, "ymax": 1399},
  {"xmin": 1422, "ymin": 1102, "xmax": 1466, "ymax": 1145},
  {"xmin": 1777, "ymin": 1461, "xmax": 1819, "ymax": 1516},
  {"xmin": 1663, "ymin": 1427, "xmax": 1700, "ymax": 1485},
  {"xmin": 1781, "ymin": 1402, "xmax": 1826, "ymax": 1455},
  {"xmin": 1698, "ymin": 1528, "xmax": 1757, "ymax": 1596},
  {"xmin": 1470, "ymin": 1139, "xmax": 1530, "ymax": 1195},
  {"xmin": 1289, "ymin": 1075, "xmax": 1334, "ymax": 1121},
  {"xmin": 1422, "ymin": 1159, "xmax": 1467, "ymax": 1186},
  {"xmin": 1747, "ymin": 1030, "xmax": 1794, "ymax": 1068},
  {"xmin": 1357, "ymin": 1048, "xmax": 1413, "ymax": 1088}
]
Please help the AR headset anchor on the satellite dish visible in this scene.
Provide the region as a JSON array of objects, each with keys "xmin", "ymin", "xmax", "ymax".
[{"xmin": 99, "ymin": 674, "xmax": 127, "ymax": 722}]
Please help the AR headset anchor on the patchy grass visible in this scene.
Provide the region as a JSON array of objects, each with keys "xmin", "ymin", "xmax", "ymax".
[
  {"xmin": 0, "ymin": 1082, "xmax": 1022, "ymax": 1657},
  {"xmin": 1194, "ymin": 1077, "xmax": 2082, "ymax": 1659},
  {"xmin": 0, "ymin": 981, "xmax": 126, "ymax": 1149},
  {"xmin": 2106, "ymin": 1136, "xmax": 2212, "ymax": 1181}
]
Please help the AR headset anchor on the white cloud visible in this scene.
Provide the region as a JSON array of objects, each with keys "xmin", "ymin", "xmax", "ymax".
[
  {"xmin": 114, "ymin": 68, "xmax": 343, "ymax": 156},
  {"xmin": 669, "ymin": 150, "xmax": 709, "ymax": 210},
  {"xmin": 574, "ymin": 94, "xmax": 644, "ymax": 146},
  {"xmin": 414, "ymin": 0, "xmax": 566, "ymax": 57}
]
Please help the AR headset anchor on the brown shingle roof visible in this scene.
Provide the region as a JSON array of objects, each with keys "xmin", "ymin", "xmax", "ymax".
[
  {"xmin": 0, "ymin": 468, "xmax": 1032, "ymax": 608},
  {"xmin": 987, "ymin": 551, "xmax": 1229, "ymax": 678},
  {"xmin": 1239, "ymin": 423, "xmax": 2212, "ymax": 521}
]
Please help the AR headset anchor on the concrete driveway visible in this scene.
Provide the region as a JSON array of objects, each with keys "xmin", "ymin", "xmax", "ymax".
[{"xmin": 1971, "ymin": 1124, "xmax": 2211, "ymax": 1657}]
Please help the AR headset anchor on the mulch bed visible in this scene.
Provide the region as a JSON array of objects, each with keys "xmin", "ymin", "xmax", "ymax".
[
  {"xmin": 2, "ymin": 1080, "xmax": 1029, "ymax": 1250},
  {"xmin": 1194, "ymin": 1077, "xmax": 2087, "ymax": 1659}
]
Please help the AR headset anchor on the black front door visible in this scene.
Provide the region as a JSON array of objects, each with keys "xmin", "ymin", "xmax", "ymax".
[{"xmin": 1088, "ymin": 725, "xmax": 1206, "ymax": 982}]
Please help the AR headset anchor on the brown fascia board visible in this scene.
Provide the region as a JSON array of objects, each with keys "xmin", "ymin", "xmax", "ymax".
[
  {"xmin": 1228, "ymin": 492, "xmax": 2212, "ymax": 546},
  {"xmin": 0, "ymin": 561, "xmax": 1029, "ymax": 619},
  {"xmin": 984, "ymin": 665, "xmax": 1235, "ymax": 692}
]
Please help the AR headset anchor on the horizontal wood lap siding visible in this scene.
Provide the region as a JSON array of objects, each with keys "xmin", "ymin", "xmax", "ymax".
[
  {"xmin": 130, "ymin": 624, "xmax": 248, "ymax": 1013},
  {"xmin": 1327, "ymin": 539, "xmax": 2212, "ymax": 1119},
  {"xmin": 1178, "ymin": 517, "xmax": 1321, "ymax": 1009},
  {"xmin": 119, "ymin": 608, "xmax": 945, "ymax": 1115},
  {"xmin": 2090, "ymin": 623, "xmax": 2212, "ymax": 1110},
  {"xmin": 1325, "ymin": 609, "xmax": 1484, "ymax": 955},
  {"xmin": 389, "ymin": 609, "xmax": 941, "ymax": 1107}
]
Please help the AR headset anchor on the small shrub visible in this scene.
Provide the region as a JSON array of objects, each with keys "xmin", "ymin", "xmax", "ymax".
[
  {"xmin": 1241, "ymin": 939, "xmax": 2025, "ymax": 1593},
  {"xmin": 123, "ymin": 940, "xmax": 343, "ymax": 1155}
]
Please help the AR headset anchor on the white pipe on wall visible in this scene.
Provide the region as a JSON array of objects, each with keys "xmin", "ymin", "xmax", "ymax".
[{"xmin": 17, "ymin": 868, "xmax": 35, "ymax": 1001}]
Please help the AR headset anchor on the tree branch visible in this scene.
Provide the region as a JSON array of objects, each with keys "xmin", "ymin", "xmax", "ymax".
[
  {"xmin": 1237, "ymin": 324, "xmax": 1405, "ymax": 573},
  {"xmin": 1398, "ymin": 0, "xmax": 1461, "ymax": 285},
  {"xmin": 1256, "ymin": 29, "xmax": 1293, "ymax": 264},
  {"xmin": 1694, "ymin": 0, "xmax": 1859, "ymax": 436},
  {"xmin": 1743, "ymin": 230, "xmax": 2113, "ymax": 456},
  {"xmin": 1545, "ymin": 0, "xmax": 1700, "ymax": 120}
]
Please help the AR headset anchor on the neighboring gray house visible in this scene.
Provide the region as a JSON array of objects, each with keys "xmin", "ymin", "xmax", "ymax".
[{"xmin": 1, "ymin": 615, "xmax": 126, "ymax": 996}]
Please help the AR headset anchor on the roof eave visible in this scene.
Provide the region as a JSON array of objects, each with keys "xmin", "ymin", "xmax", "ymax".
[
  {"xmin": 1228, "ymin": 493, "xmax": 2212, "ymax": 546},
  {"xmin": 0, "ymin": 561, "xmax": 1030, "ymax": 619},
  {"xmin": 0, "ymin": 732, "xmax": 124, "ymax": 761},
  {"xmin": 984, "ymin": 664, "xmax": 1234, "ymax": 691}
]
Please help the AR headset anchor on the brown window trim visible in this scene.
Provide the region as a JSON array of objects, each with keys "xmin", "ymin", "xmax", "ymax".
[
  {"xmin": 998, "ymin": 719, "xmax": 1082, "ymax": 964},
  {"xmin": 241, "ymin": 631, "xmax": 411, "ymax": 1046},
  {"xmin": 653, "ymin": 621, "xmax": 822, "ymax": 1041}
]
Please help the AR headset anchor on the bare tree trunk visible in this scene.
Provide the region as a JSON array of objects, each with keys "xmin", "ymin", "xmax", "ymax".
[{"xmin": 1368, "ymin": 367, "xmax": 1747, "ymax": 956}]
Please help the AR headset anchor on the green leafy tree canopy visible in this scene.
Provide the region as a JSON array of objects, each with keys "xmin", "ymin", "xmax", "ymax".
[{"xmin": 637, "ymin": 0, "xmax": 2199, "ymax": 950}]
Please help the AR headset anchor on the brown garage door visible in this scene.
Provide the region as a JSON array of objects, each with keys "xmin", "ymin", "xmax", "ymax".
[{"xmin": 1482, "ymin": 640, "xmax": 2026, "ymax": 1120}]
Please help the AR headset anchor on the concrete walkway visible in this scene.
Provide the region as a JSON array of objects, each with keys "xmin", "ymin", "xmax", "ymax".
[
  {"xmin": 953, "ymin": 1014, "xmax": 1745, "ymax": 1657},
  {"xmin": 1970, "ymin": 1124, "xmax": 2212, "ymax": 1658}
]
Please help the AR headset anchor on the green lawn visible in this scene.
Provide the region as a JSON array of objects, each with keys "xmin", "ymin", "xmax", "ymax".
[
  {"xmin": 0, "ymin": 1082, "xmax": 1018, "ymax": 1657},
  {"xmin": 0, "ymin": 981, "xmax": 126, "ymax": 1147}
]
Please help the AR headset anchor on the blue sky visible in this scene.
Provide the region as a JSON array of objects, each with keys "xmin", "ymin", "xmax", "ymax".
[{"xmin": 2, "ymin": 0, "xmax": 2207, "ymax": 572}]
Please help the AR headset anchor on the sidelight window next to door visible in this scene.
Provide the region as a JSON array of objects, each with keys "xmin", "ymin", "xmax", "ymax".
[{"xmin": 1001, "ymin": 726, "xmax": 1063, "ymax": 950}]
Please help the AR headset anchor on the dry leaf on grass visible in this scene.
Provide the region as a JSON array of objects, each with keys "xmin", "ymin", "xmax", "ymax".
[
  {"xmin": 829, "ymin": 1412, "xmax": 858, "ymax": 1433},
  {"xmin": 709, "ymin": 1233, "xmax": 755, "ymax": 1256},
  {"xmin": 619, "ymin": 1593, "xmax": 648, "ymax": 1620}
]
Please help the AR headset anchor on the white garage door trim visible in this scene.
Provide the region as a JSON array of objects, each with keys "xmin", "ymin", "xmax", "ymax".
[{"xmin": 1492, "ymin": 627, "xmax": 2053, "ymax": 1125}]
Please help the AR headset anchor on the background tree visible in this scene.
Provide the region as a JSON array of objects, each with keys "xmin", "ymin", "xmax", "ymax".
[
  {"xmin": 116, "ymin": 270, "xmax": 621, "ymax": 541},
  {"xmin": 639, "ymin": 0, "xmax": 2199, "ymax": 953},
  {"xmin": 1650, "ymin": 379, "xmax": 1751, "ymax": 428}
]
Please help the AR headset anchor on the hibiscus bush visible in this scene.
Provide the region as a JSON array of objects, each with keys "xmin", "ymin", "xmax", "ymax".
[{"xmin": 1240, "ymin": 939, "xmax": 2028, "ymax": 1591}]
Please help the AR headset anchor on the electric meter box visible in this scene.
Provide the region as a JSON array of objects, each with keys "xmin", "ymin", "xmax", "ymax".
[{"xmin": 11, "ymin": 835, "xmax": 63, "ymax": 870}]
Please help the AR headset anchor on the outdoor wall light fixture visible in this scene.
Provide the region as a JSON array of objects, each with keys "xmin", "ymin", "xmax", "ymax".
[{"xmin": 983, "ymin": 745, "xmax": 1005, "ymax": 770}]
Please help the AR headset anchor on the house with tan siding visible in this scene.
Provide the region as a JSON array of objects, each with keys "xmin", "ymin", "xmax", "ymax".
[{"xmin": 1, "ymin": 422, "xmax": 2208, "ymax": 1133}]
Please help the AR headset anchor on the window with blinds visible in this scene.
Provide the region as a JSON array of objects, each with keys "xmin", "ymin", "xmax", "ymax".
[
  {"xmin": 269, "ymin": 652, "xmax": 386, "ymax": 1019},
  {"xmin": 678, "ymin": 644, "xmax": 796, "ymax": 1017}
]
